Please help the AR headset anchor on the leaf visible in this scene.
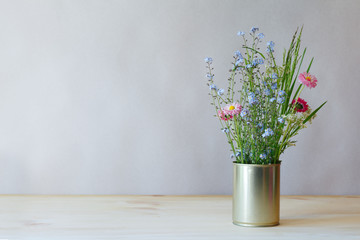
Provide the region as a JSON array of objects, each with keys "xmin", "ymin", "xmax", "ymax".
[
  {"xmin": 306, "ymin": 57, "xmax": 314, "ymax": 73},
  {"xmin": 242, "ymin": 46, "xmax": 266, "ymax": 59},
  {"xmin": 303, "ymin": 101, "xmax": 327, "ymax": 124}
]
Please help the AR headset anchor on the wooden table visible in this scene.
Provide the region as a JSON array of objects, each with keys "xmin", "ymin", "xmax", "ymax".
[{"xmin": 0, "ymin": 195, "xmax": 359, "ymax": 239}]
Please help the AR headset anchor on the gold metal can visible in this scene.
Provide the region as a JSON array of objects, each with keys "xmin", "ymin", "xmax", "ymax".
[{"xmin": 233, "ymin": 163, "xmax": 280, "ymax": 227}]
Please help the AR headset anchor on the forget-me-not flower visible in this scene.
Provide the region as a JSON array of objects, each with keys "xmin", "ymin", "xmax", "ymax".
[
  {"xmin": 277, "ymin": 96, "xmax": 285, "ymax": 104},
  {"xmin": 251, "ymin": 27, "xmax": 259, "ymax": 33},
  {"xmin": 271, "ymin": 83, "xmax": 277, "ymax": 90},
  {"xmin": 278, "ymin": 117, "xmax": 284, "ymax": 124},
  {"xmin": 217, "ymin": 88, "xmax": 224, "ymax": 96},
  {"xmin": 204, "ymin": 57, "xmax": 213, "ymax": 64},
  {"xmin": 262, "ymin": 128, "xmax": 274, "ymax": 138},
  {"xmin": 237, "ymin": 31, "xmax": 245, "ymax": 36},
  {"xmin": 278, "ymin": 90, "xmax": 286, "ymax": 96},
  {"xmin": 209, "ymin": 84, "xmax": 217, "ymax": 90}
]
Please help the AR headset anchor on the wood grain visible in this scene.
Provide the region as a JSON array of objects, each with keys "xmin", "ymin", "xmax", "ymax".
[{"xmin": 0, "ymin": 195, "xmax": 359, "ymax": 239}]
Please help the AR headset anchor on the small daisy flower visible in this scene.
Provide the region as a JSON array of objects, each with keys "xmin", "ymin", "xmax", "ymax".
[
  {"xmin": 299, "ymin": 72, "xmax": 318, "ymax": 89},
  {"xmin": 223, "ymin": 103, "xmax": 242, "ymax": 116},
  {"xmin": 292, "ymin": 98, "xmax": 309, "ymax": 113},
  {"xmin": 218, "ymin": 109, "xmax": 232, "ymax": 121}
]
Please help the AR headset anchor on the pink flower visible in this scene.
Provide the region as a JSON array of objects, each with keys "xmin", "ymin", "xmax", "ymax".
[
  {"xmin": 218, "ymin": 109, "xmax": 233, "ymax": 121},
  {"xmin": 218, "ymin": 103, "xmax": 242, "ymax": 121},
  {"xmin": 299, "ymin": 72, "xmax": 318, "ymax": 88},
  {"xmin": 223, "ymin": 103, "xmax": 242, "ymax": 116},
  {"xmin": 292, "ymin": 98, "xmax": 309, "ymax": 113}
]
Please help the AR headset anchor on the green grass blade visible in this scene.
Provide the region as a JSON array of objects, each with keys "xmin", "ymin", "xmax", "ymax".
[
  {"xmin": 242, "ymin": 46, "xmax": 265, "ymax": 59},
  {"xmin": 306, "ymin": 57, "xmax": 314, "ymax": 73},
  {"xmin": 303, "ymin": 101, "xmax": 327, "ymax": 124}
]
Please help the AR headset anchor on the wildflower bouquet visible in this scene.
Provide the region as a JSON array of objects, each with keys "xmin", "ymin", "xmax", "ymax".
[{"xmin": 205, "ymin": 27, "xmax": 326, "ymax": 164}]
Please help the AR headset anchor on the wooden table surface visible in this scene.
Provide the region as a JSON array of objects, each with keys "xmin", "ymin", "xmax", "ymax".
[{"xmin": 0, "ymin": 195, "xmax": 359, "ymax": 239}]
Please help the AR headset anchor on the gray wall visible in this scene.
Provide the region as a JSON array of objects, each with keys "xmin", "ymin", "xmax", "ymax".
[{"xmin": 0, "ymin": 0, "xmax": 358, "ymax": 195}]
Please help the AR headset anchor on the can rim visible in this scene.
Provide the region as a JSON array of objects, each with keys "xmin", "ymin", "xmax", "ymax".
[{"xmin": 233, "ymin": 161, "xmax": 281, "ymax": 166}]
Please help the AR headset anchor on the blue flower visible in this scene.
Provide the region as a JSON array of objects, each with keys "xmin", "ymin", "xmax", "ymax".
[
  {"xmin": 278, "ymin": 117, "xmax": 284, "ymax": 123},
  {"xmin": 234, "ymin": 50, "xmax": 243, "ymax": 59},
  {"xmin": 250, "ymin": 27, "xmax": 259, "ymax": 33},
  {"xmin": 260, "ymin": 153, "xmax": 267, "ymax": 159},
  {"xmin": 258, "ymin": 33, "xmax": 265, "ymax": 39},
  {"xmin": 257, "ymin": 123, "xmax": 264, "ymax": 131},
  {"xmin": 270, "ymin": 97, "xmax": 276, "ymax": 103},
  {"xmin": 267, "ymin": 41, "xmax": 275, "ymax": 52},
  {"xmin": 264, "ymin": 89, "xmax": 271, "ymax": 96},
  {"xmin": 277, "ymin": 96, "xmax": 285, "ymax": 104},
  {"xmin": 278, "ymin": 90, "xmax": 286, "ymax": 96},
  {"xmin": 230, "ymin": 154, "xmax": 235, "ymax": 159},
  {"xmin": 240, "ymin": 109, "xmax": 248, "ymax": 117},
  {"xmin": 271, "ymin": 83, "xmax": 277, "ymax": 90},
  {"xmin": 271, "ymin": 73, "xmax": 278, "ymax": 79},
  {"xmin": 204, "ymin": 57, "xmax": 213, "ymax": 64},
  {"xmin": 248, "ymin": 95, "xmax": 258, "ymax": 105},
  {"xmin": 222, "ymin": 128, "xmax": 230, "ymax": 133},
  {"xmin": 248, "ymin": 92, "xmax": 256, "ymax": 98},
  {"xmin": 236, "ymin": 151, "xmax": 242, "ymax": 157},
  {"xmin": 262, "ymin": 128, "xmax": 274, "ymax": 138},
  {"xmin": 217, "ymin": 88, "xmax": 225, "ymax": 96},
  {"xmin": 206, "ymin": 74, "xmax": 214, "ymax": 80},
  {"xmin": 252, "ymin": 58, "xmax": 264, "ymax": 66},
  {"xmin": 209, "ymin": 84, "xmax": 217, "ymax": 90},
  {"xmin": 267, "ymin": 41, "xmax": 275, "ymax": 48},
  {"xmin": 237, "ymin": 31, "xmax": 245, "ymax": 36},
  {"xmin": 262, "ymin": 81, "xmax": 268, "ymax": 86},
  {"xmin": 235, "ymin": 58, "xmax": 244, "ymax": 66},
  {"xmin": 246, "ymin": 64, "xmax": 252, "ymax": 69}
]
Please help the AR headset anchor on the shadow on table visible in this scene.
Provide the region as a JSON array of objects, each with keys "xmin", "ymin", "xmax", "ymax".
[{"xmin": 280, "ymin": 215, "xmax": 360, "ymax": 227}]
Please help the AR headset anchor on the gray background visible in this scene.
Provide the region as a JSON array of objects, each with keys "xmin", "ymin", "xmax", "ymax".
[{"xmin": 0, "ymin": 0, "xmax": 358, "ymax": 195}]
